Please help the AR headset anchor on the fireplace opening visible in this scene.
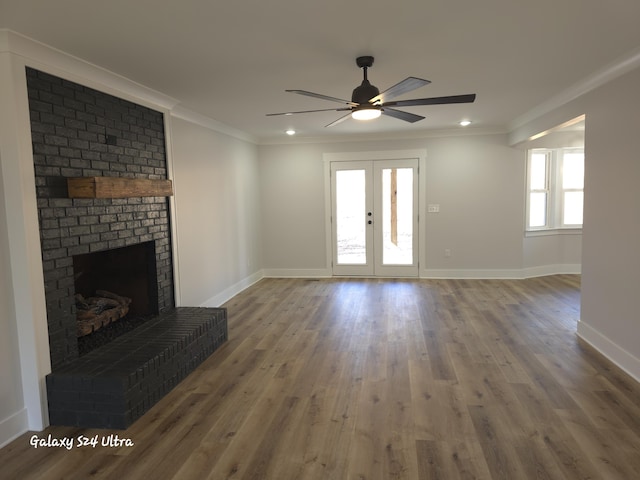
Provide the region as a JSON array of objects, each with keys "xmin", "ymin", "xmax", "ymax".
[{"xmin": 73, "ymin": 241, "xmax": 159, "ymax": 355}]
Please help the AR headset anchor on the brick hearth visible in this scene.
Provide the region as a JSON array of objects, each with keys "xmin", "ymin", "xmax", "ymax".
[{"xmin": 46, "ymin": 307, "xmax": 227, "ymax": 429}]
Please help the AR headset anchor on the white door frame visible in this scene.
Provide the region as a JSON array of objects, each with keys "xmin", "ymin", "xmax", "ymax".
[{"xmin": 323, "ymin": 149, "xmax": 427, "ymax": 277}]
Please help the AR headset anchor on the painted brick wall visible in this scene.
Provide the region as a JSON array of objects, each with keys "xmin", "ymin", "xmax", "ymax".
[{"xmin": 26, "ymin": 67, "xmax": 175, "ymax": 369}]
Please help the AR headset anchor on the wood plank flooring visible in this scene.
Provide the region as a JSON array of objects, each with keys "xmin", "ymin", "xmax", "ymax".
[{"xmin": 2, "ymin": 275, "xmax": 640, "ymax": 479}]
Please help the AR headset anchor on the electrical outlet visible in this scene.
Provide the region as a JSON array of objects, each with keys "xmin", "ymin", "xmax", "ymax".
[
  {"xmin": 428, "ymin": 204, "xmax": 440, "ymax": 213},
  {"xmin": 444, "ymin": 249, "xmax": 451, "ymax": 258}
]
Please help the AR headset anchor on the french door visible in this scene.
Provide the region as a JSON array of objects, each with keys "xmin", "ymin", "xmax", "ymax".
[{"xmin": 330, "ymin": 158, "xmax": 419, "ymax": 277}]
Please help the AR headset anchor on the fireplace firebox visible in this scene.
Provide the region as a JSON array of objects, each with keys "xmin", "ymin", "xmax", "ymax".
[{"xmin": 73, "ymin": 242, "xmax": 158, "ymax": 355}]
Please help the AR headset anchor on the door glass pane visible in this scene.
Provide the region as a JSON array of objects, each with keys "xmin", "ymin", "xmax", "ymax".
[
  {"xmin": 563, "ymin": 191, "xmax": 584, "ymax": 225},
  {"xmin": 529, "ymin": 192, "xmax": 547, "ymax": 227},
  {"xmin": 336, "ymin": 170, "xmax": 366, "ymax": 264},
  {"xmin": 382, "ymin": 167, "xmax": 413, "ymax": 265}
]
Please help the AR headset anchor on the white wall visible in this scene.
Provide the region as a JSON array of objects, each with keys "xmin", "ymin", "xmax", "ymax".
[
  {"xmin": 0, "ymin": 48, "xmax": 52, "ymax": 446},
  {"xmin": 258, "ymin": 142, "xmax": 329, "ymax": 273},
  {"xmin": 523, "ymin": 233, "xmax": 582, "ymax": 270},
  {"xmin": 0, "ymin": 148, "xmax": 27, "ymax": 446},
  {"xmin": 259, "ymin": 133, "xmax": 531, "ymax": 277},
  {"xmin": 511, "ymin": 65, "xmax": 640, "ymax": 380},
  {"xmin": 170, "ymin": 116, "xmax": 262, "ymax": 306},
  {"xmin": 579, "ymin": 68, "xmax": 640, "ymax": 378}
]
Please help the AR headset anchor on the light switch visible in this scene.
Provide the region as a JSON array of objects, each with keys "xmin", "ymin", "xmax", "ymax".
[{"xmin": 428, "ymin": 204, "xmax": 440, "ymax": 213}]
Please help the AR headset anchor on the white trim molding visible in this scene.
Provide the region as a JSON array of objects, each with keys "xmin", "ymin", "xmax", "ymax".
[
  {"xmin": 577, "ymin": 321, "xmax": 640, "ymax": 383},
  {"xmin": 0, "ymin": 408, "xmax": 29, "ymax": 449},
  {"xmin": 521, "ymin": 264, "xmax": 581, "ymax": 278},
  {"xmin": 261, "ymin": 265, "xmax": 580, "ymax": 281},
  {"xmin": 199, "ymin": 271, "xmax": 265, "ymax": 308},
  {"xmin": 420, "ymin": 266, "xmax": 581, "ymax": 280},
  {"xmin": 170, "ymin": 105, "xmax": 258, "ymax": 145},
  {"xmin": 258, "ymin": 126, "xmax": 506, "ymax": 146},
  {"xmin": 1, "ymin": 51, "xmax": 52, "ymax": 432},
  {"xmin": 262, "ymin": 268, "xmax": 332, "ymax": 279},
  {"xmin": 0, "ymin": 29, "xmax": 178, "ymax": 113},
  {"xmin": 510, "ymin": 44, "xmax": 640, "ymax": 131}
]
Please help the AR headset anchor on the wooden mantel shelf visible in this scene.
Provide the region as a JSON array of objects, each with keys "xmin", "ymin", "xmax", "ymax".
[{"xmin": 67, "ymin": 177, "xmax": 173, "ymax": 199}]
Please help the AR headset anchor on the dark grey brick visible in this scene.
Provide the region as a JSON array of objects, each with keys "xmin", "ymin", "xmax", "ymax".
[
  {"xmin": 27, "ymin": 67, "xmax": 174, "ymax": 375},
  {"xmin": 40, "ymin": 112, "xmax": 66, "ymax": 126},
  {"xmin": 30, "ymin": 98, "xmax": 54, "ymax": 113}
]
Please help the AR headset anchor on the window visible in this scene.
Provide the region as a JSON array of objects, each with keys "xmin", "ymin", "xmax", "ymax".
[{"xmin": 526, "ymin": 148, "xmax": 584, "ymax": 231}]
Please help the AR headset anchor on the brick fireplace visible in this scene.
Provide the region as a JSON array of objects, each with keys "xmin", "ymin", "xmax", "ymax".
[{"xmin": 27, "ymin": 68, "xmax": 227, "ymax": 428}]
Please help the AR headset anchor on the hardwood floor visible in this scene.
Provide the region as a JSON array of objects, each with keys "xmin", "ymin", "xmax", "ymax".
[{"xmin": 2, "ymin": 275, "xmax": 640, "ymax": 479}]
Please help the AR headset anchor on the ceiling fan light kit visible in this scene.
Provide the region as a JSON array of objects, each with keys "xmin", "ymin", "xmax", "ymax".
[
  {"xmin": 351, "ymin": 106, "xmax": 381, "ymax": 121},
  {"xmin": 267, "ymin": 56, "xmax": 476, "ymax": 128}
]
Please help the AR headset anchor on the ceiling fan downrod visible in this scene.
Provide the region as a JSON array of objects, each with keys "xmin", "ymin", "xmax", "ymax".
[{"xmin": 353, "ymin": 56, "xmax": 380, "ymax": 105}]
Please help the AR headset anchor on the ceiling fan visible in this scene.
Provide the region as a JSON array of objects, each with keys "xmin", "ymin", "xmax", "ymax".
[{"xmin": 266, "ymin": 56, "xmax": 476, "ymax": 127}]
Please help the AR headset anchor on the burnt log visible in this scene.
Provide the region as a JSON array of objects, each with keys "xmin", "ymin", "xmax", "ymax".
[{"xmin": 76, "ymin": 290, "xmax": 132, "ymax": 337}]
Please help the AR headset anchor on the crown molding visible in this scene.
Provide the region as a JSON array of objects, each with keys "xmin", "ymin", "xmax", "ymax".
[
  {"xmin": 509, "ymin": 45, "xmax": 640, "ymax": 131},
  {"xmin": 170, "ymin": 105, "xmax": 258, "ymax": 144},
  {"xmin": 0, "ymin": 29, "xmax": 179, "ymax": 112},
  {"xmin": 257, "ymin": 125, "xmax": 507, "ymax": 146}
]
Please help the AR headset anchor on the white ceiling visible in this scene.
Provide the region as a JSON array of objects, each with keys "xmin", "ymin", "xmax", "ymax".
[{"xmin": 2, "ymin": 0, "xmax": 640, "ymax": 142}]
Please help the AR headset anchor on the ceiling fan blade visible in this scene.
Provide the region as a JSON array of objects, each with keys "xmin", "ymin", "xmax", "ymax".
[
  {"xmin": 369, "ymin": 77, "xmax": 431, "ymax": 105},
  {"xmin": 381, "ymin": 108, "xmax": 425, "ymax": 123},
  {"xmin": 266, "ymin": 107, "xmax": 351, "ymax": 116},
  {"xmin": 384, "ymin": 93, "xmax": 476, "ymax": 107},
  {"xmin": 286, "ymin": 90, "xmax": 357, "ymax": 106},
  {"xmin": 325, "ymin": 112, "xmax": 353, "ymax": 128}
]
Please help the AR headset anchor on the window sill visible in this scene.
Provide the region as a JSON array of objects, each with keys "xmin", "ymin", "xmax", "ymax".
[{"xmin": 525, "ymin": 228, "xmax": 582, "ymax": 238}]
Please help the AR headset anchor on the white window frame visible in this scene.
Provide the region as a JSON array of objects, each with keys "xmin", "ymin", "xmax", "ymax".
[{"xmin": 526, "ymin": 147, "xmax": 584, "ymax": 234}]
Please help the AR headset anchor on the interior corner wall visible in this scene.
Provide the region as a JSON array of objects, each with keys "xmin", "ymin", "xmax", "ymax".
[
  {"xmin": 170, "ymin": 116, "xmax": 262, "ymax": 307},
  {"xmin": 512, "ymin": 66, "xmax": 640, "ymax": 380}
]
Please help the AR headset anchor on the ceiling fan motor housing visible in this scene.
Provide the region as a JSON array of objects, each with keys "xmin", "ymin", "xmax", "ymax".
[{"xmin": 352, "ymin": 80, "xmax": 380, "ymax": 105}]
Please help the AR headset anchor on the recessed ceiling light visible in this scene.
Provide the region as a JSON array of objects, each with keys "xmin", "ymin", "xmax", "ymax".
[
  {"xmin": 459, "ymin": 120, "xmax": 471, "ymax": 127},
  {"xmin": 285, "ymin": 129, "xmax": 296, "ymax": 135}
]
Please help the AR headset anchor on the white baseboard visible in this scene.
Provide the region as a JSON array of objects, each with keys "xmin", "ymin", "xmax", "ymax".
[
  {"xmin": 421, "ymin": 268, "xmax": 523, "ymax": 279},
  {"xmin": 0, "ymin": 407, "xmax": 28, "ymax": 449},
  {"xmin": 522, "ymin": 263, "xmax": 581, "ymax": 278},
  {"xmin": 198, "ymin": 270, "xmax": 265, "ymax": 307},
  {"xmin": 577, "ymin": 321, "xmax": 640, "ymax": 383},
  {"xmin": 422, "ymin": 264, "xmax": 581, "ymax": 280},
  {"xmin": 262, "ymin": 268, "xmax": 332, "ymax": 278},
  {"xmin": 260, "ymin": 265, "xmax": 581, "ymax": 281}
]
